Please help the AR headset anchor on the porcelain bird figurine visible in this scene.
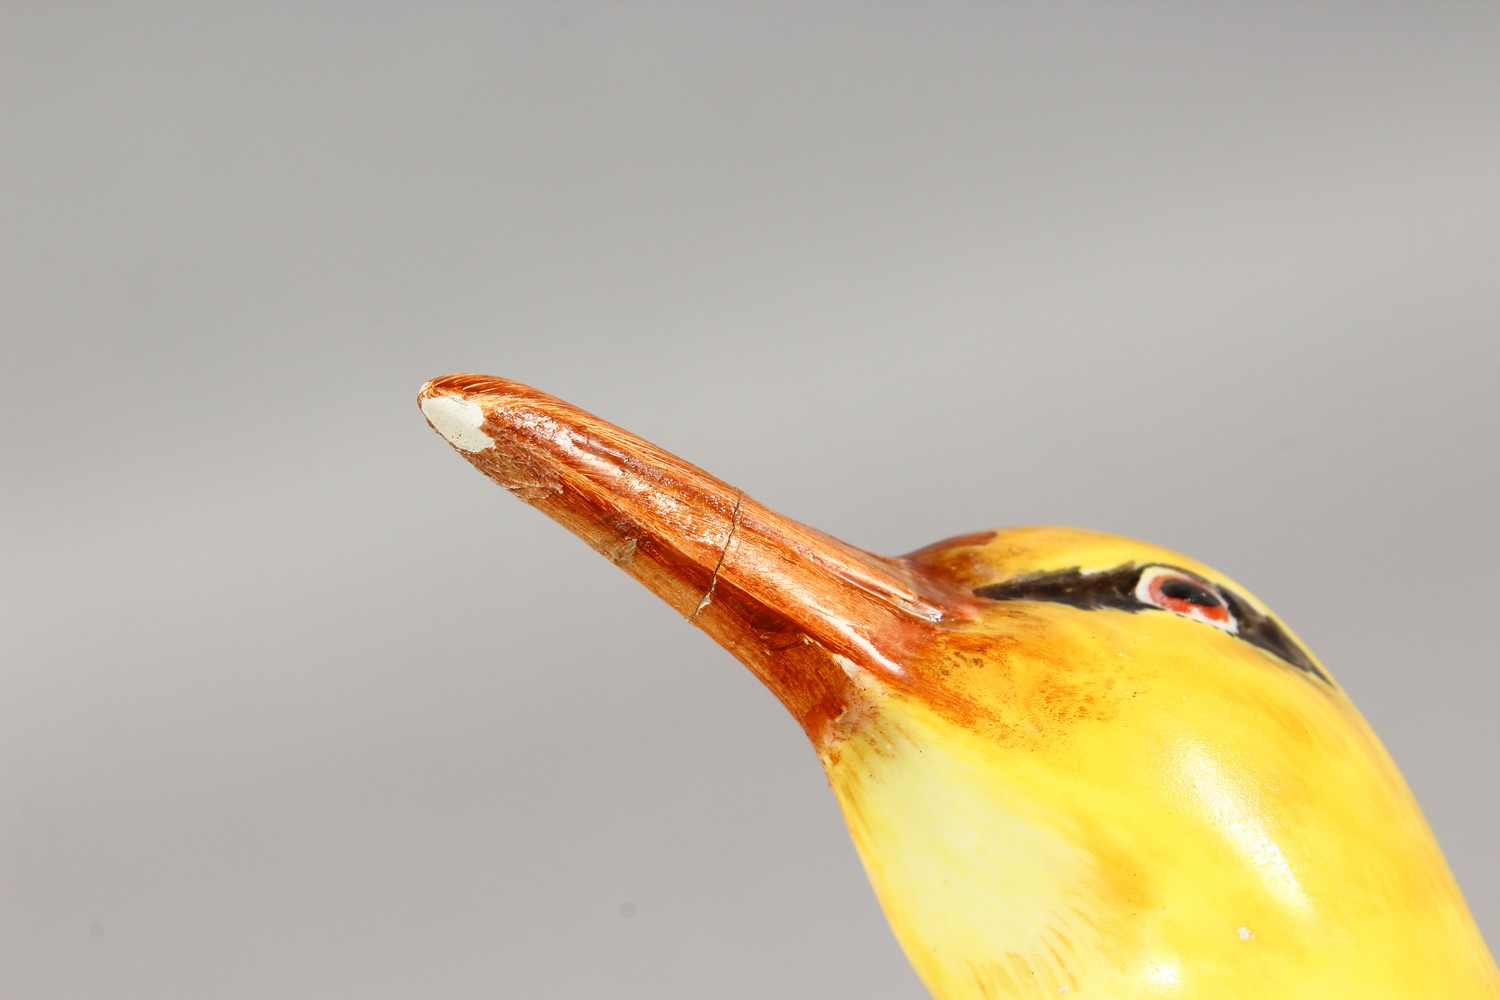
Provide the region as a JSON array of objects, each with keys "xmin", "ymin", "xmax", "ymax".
[{"xmin": 419, "ymin": 374, "xmax": 1498, "ymax": 999}]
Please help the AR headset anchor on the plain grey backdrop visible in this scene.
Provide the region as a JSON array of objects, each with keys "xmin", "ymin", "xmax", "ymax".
[{"xmin": 3, "ymin": 3, "xmax": 1497, "ymax": 998}]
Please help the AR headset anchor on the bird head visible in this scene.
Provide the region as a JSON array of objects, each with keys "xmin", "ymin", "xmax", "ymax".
[{"xmin": 419, "ymin": 374, "xmax": 1497, "ymax": 999}]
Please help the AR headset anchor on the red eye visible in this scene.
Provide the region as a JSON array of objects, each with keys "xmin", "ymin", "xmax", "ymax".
[{"xmin": 1135, "ymin": 567, "xmax": 1237, "ymax": 632}]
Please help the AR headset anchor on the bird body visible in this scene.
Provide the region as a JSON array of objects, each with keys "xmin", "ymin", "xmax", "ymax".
[
  {"xmin": 419, "ymin": 375, "xmax": 1498, "ymax": 998},
  {"xmin": 826, "ymin": 528, "xmax": 1495, "ymax": 997}
]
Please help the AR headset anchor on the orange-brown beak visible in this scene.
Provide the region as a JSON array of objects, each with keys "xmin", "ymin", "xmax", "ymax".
[{"xmin": 417, "ymin": 374, "xmax": 964, "ymax": 739}]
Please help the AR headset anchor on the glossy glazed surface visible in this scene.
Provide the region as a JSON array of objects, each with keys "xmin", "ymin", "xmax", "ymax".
[
  {"xmin": 419, "ymin": 374, "xmax": 1499, "ymax": 998},
  {"xmin": 831, "ymin": 528, "xmax": 1497, "ymax": 997}
]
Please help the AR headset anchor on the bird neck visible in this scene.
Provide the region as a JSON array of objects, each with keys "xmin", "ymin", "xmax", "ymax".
[{"xmin": 817, "ymin": 679, "xmax": 1500, "ymax": 999}]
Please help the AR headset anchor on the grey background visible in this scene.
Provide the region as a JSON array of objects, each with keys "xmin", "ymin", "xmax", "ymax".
[{"xmin": 3, "ymin": 3, "xmax": 1497, "ymax": 998}]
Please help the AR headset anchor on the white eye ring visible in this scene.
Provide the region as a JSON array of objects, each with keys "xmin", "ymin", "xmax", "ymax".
[{"xmin": 1135, "ymin": 566, "xmax": 1238, "ymax": 634}]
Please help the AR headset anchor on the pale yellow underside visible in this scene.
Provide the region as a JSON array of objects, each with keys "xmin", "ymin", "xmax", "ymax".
[{"xmin": 821, "ymin": 594, "xmax": 1498, "ymax": 999}]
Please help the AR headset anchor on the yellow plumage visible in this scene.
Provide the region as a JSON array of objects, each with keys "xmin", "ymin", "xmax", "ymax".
[{"xmin": 828, "ymin": 527, "xmax": 1496, "ymax": 997}]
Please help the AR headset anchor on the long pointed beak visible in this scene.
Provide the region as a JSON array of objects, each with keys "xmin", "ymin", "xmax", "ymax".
[{"xmin": 418, "ymin": 374, "xmax": 967, "ymax": 738}]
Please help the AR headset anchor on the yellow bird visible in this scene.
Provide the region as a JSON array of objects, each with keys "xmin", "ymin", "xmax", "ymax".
[{"xmin": 418, "ymin": 373, "xmax": 1498, "ymax": 999}]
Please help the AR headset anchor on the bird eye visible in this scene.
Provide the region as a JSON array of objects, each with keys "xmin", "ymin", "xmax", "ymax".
[{"xmin": 1135, "ymin": 566, "xmax": 1237, "ymax": 633}]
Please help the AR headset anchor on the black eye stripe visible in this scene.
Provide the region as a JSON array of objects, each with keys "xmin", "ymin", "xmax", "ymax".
[
  {"xmin": 973, "ymin": 565, "xmax": 1328, "ymax": 684},
  {"xmin": 972, "ymin": 564, "xmax": 1139, "ymax": 612}
]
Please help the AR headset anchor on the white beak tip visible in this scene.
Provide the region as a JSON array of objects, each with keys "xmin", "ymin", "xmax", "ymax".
[{"xmin": 420, "ymin": 391, "xmax": 495, "ymax": 453}]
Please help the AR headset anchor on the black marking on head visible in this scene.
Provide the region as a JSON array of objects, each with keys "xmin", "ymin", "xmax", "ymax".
[
  {"xmin": 973, "ymin": 565, "xmax": 1140, "ymax": 611},
  {"xmin": 973, "ymin": 565, "xmax": 1329, "ymax": 684},
  {"xmin": 1215, "ymin": 587, "xmax": 1328, "ymax": 684}
]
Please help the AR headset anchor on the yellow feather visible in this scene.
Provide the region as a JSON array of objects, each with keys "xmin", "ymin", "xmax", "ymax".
[{"xmin": 825, "ymin": 529, "xmax": 1495, "ymax": 997}]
